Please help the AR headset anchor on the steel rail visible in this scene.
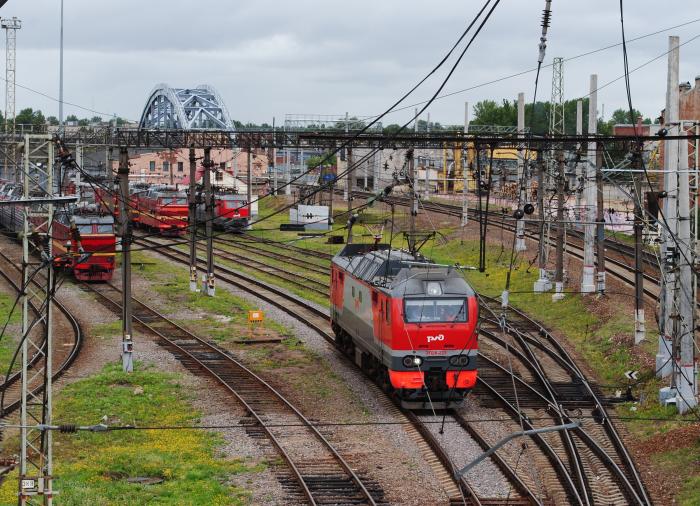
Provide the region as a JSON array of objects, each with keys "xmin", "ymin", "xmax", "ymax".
[
  {"xmin": 0, "ymin": 248, "xmax": 83, "ymax": 416},
  {"xmin": 83, "ymin": 280, "xmax": 378, "ymax": 506},
  {"xmin": 480, "ymin": 295, "xmax": 651, "ymax": 505}
]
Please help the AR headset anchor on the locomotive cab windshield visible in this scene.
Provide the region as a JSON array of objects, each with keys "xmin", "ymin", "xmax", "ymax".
[{"xmin": 404, "ymin": 298, "xmax": 467, "ymax": 324}]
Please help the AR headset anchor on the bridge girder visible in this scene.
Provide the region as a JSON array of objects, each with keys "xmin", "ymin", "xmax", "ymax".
[{"xmin": 139, "ymin": 83, "xmax": 235, "ymax": 130}]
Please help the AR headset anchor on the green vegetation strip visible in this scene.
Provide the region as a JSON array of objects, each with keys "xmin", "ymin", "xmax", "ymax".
[{"xmin": 0, "ymin": 363, "xmax": 262, "ymax": 505}]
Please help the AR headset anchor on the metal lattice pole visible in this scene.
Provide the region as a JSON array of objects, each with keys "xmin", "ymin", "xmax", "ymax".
[
  {"xmin": 18, "ymin": 135, "xmax": 54, "ymax": 505},
  {"xmin": 2, "ymin": 17, "xmax": 20, "ymax": 180}
]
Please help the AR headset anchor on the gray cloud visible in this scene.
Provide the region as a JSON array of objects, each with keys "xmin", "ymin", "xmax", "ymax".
[{"xmin": 3, "ymin": 0, "xmax": 700, "ymax": 126}]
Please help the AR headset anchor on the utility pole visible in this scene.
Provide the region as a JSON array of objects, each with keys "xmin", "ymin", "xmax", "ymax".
[
  {"xmin": 408, "ymin": 149, "xmax": 417, "ymax": 254},
  {"xmin": 59, "ymin": 1, "xmax": 63, "ymax": 134},
  {"xmin": 631, "ymin": 147, "xmax": 645, "ymax": 343},
  {"xmin": 515, "ymin": 92, "xmax": 526, "ymax": 251},
  {"xmin": 202, "ymin": 148, "xmax": 215, "ymax": 296},
  {"xmin": 657, "ymin": 36, "xmax": 679, "ymax": 379},
  {"xmin": 247, "ymin": 147, "xmax": 253, "ymax": 228},
  {"xmin": 575, "ymin": 100, "xmax": 583, "ymax": 219},
  {"xmin": 552, "ymin": 151, "xmax": 566, "ymax": 301},
  {"xmin": 675, "ymin": 128, "xmax": 697, "ymax": 412},
  {"xmin": 347, "ymin": 146, "xmax": 354, "ymax": 215},
  {"xmin": 343, "ymin": 112, "xmax": 350, "ymax": 202},
  {"xmin": 595, "ymin": 148, "xmax": 606, "ymax": 295},
  {"xmin": 188, "ymin": 146, "xmax": 198, "ymax": 292},
  {"xmin": 285, "ymin": 135, "xmax": 291, "ymax": 196},
  {"xmin": 461, "ymin": 101, "xmax": 469, "ymax": 227},
  {"xmin": 534, "ymin": 153, "xmax": 551, "ymax": 291},
  {"xmin": 581, "ymin": 74, "xmax": 598, "ymax": 294},
  {"xmin": 118, "ymin": 148, "xmax": 134, "ymax": 373},
  {"xmin": 272, "ymin": 117, "xmax": 278, "ymax": 196},
  {"xmin": 2, "ymin": 17, "xmax": 20, "ymax": 180}
]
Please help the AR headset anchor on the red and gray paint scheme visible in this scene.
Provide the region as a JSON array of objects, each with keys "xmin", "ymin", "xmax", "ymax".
[
  {"xmin": 196, "ymin": 193, "xmax": 252, "ymax": 231},
  {"xmin": 331, "ymin": 243, "xmax": 479, "ymax": 409},
  {"xmin": 52, "ymin": 208, "xmax": 116, "ymax": 281},
  {"xmin": 131, "ymin": 186, "xmax": 188, "ymax": 236}
]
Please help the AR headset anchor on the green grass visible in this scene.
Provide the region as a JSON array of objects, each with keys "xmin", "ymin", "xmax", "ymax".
[
  {"xmin": 0, "ymin": 362, "xmax": 261, "ymax": 505},
  {"xmin": 131, "ymin": 249, "xmax": 293, "ymax": 341},
  {"xmin": 0, "ymin": 291, "xmax": 24, "ymax": 376}
]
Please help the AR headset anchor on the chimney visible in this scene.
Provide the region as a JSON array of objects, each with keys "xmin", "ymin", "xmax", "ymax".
[
  {"xmin": 695, "ymin": 75, "xmax": 700, "ymax": 90},
  {"xmin": 680, "ymin": 81, "xmax": 691, "ymax": 92}
]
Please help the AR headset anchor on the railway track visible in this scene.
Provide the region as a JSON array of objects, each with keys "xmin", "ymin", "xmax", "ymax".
[
  {"xmin": 0, "ymin": 247, "xmax": 83, "ymax": 416},
  {"xmin": 181, "ymin": 229, "xmax": 652, "ymax": 504},
  {"xmin": 81, "ymin": 278, "xmax": 384, "ymax": 505},
  {"xmin": 477, "ymin": 295, "xmax": 650, "ymax": 505},
  {"xmin": 134, "ymin": 235, "xmax": 535, "ymax": 504},
  {"xmin": 350, "ymin": 191, "xmax": 664, "ymax": 301}
]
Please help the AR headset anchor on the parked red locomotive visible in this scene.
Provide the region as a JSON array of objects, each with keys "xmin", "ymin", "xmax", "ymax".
[
  {"xmin": 52, "ymin": 206, "xmax": 116, "ymax": 281},
  {"xmin": 131, "ymin": 186, "xmax": 188, "ymax": 236},
  {"xmin": 196, "ymin": 193, "xmax": 252, "ymax": 231},
  {"xmin": 331, "ymin": 244, "xmax": 479, "ymax": 409},
  {"xmin": 0, "ymin": 182, "xmax": 116, "ymax": 281}
]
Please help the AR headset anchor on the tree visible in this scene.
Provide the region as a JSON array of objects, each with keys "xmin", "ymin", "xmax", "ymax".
[
  {"xmin": 15, "ymin": 108, "xmax": 45, "ymax": 126},
  {"xmin": 77, "ymin": 118, "xmax": 89, "ymax": 127},
  {"xmin": 46, "ymin": 116, "xmax": 59, "ymax": 126},
  {"xmin": 306, "ymin": 152, "xmax": 337, "ymax": 168},
  {"xmin": 90, "ymin": 115, "xmax": 102, "ymax": 123},
  {"xmin": 66, "ymin": 114, "xmax": 78, "ymax": 122},
  {"xmin": 383, "ymin": 124, "xmax": 402, "ymax": 134}
]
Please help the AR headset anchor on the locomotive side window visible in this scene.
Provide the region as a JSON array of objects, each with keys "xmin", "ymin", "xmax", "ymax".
[
  {"xmin": 385, "ymin": 300, "xmax": 391, "ymax": 323},
  {"xmin": 351, "ymin": 286, "xmax": 355, "ymax": 297},
  {"xmin": 404, "ymin": 299, "xmax": 467, "ymax": 323},
  {"xmin": 97, "ymin": 224, "xmax": 113, "ymax": 233}
]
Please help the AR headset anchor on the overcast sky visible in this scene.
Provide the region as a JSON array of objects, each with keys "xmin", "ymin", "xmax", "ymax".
[{"xmin": 3, "ymin": 1, "xmax": 700, "ymax": 127}]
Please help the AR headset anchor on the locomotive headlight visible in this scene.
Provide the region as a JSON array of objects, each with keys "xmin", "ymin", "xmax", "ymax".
[
  {"xmin": 402, "ymin": 355, "xmax": 423, "ymax": 368},
  {"xmin": 449, "ymin": 355, "xmax": 470, "ymax": 367},
  {"xmin": 426, "ymin": 282, "xmax": 442, "ymax": 296}
]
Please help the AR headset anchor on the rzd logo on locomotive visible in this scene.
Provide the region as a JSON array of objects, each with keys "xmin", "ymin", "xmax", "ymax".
[{"xmin": 427, "ymin": 334, "xmax": 445, "ymax": 343}]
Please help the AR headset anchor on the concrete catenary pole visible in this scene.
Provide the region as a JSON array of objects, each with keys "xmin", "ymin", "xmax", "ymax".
[
  {"xmin": 515, "ymin": 92, "xmax": 526, "ymax": 251},
  {"xmin": 461, "ymin": 101, "xmax": 469, "ymax": 227},
  {"xmin": 408, "ymin": 149, "xmax": 417, "ymax": 254},
  {"xmin": 552, "ymin": 150, "xmax": 565, "ymax": 301},
  {"xmin": 188, "ymin": 146, "xmax": 198, "ymax": 292},
  {"xmin": 272, "ymin": 117, "xmax": 278, "ymax": 196},
  {"xmin": 202, "ymin": 147, "xmax": 215, "ymax": 296},
  {"xmin": 595, "ymin": 147, "xmax": 606, "ymax": 294},
  {"xmin": 247, "ymin": 147, "xmax": 253, "ymax": 228},
  {"xmin": 118, "ymin": 148, "xmax": 134, "ymax": 372},
  {"xmin": 581, "ymin": 74, "xmax": 598, "ymax": 294},
  {"xmin": 632, "ymin": 149, "xmax": 646, "ymax": 343},
  {"xmin": 575, "ymin": 100, "xmax": 583, "ymax": 219},
  {"xmin": 344, "ymin": 112, "xmax": 350, "ymax": 202},
  {"xmin": 533, "ymin": 153, "xmax": 551, "ymax": 292},
  {"xmin": 657, "ymin": 36, "xmax": 679, "ymax": 379},
  {"xmin": 675, "ymin": 128, "xmax": 696, "ymax": 412}
]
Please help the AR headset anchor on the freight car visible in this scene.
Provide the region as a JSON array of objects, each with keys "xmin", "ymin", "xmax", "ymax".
[{"xmin": 331, "ymin": 244, "xmax": 479, "ymax": 409}]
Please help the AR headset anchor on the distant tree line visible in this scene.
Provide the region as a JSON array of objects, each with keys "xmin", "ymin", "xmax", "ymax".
[
  {"xmin": 469, "ymin": 99, "xmax": 657, "ymax": 135},
  {"xmin": 0, "ymin": 108, "xmax": 130, "ymax": 128}
]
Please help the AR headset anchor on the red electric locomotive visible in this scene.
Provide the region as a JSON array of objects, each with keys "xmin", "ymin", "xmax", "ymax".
[
  {"xmin": 331, "ymin": 244, "xmax": 479, "ymax": 409},
  {"xmin": 52, "ymin": 206, "xmax": 116, "ymax": 281},
  {"xmin": 132, "ymin": 186, "xmax": 188, "ymax": 236},
  {"xmin": 196, "ymin": 193, "xmax": 252, "ymax": 231}
]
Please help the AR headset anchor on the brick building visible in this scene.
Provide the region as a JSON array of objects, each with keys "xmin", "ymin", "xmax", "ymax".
[{"xmin": 123, "ymin": 148, "xmax": 269, "ymax": 185}]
